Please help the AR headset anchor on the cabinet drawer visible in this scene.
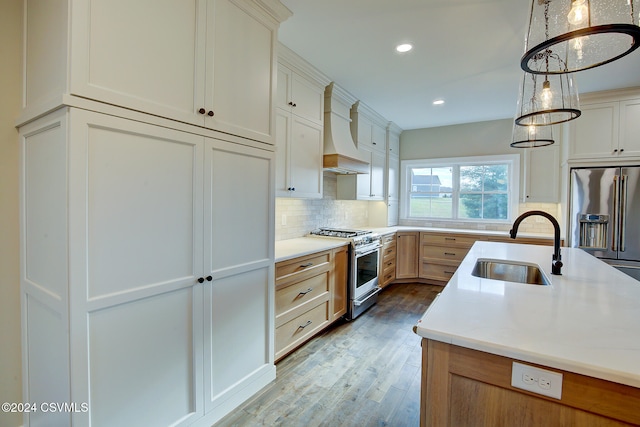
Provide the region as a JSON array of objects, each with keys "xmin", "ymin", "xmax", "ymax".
[
  {"xmin": 275, "ymin": 272, "xmax": 329, "ymax": 318},
  {"xmin": 275, "ymin": 301, "xmax": 329, "ymax": 360},
  {"xmin": 422, "ymin": 245, "xmax": 469, "ymax": 263},
  {"xmin": 382, "ymin": 245, "xmax": 397, "ymax": 262},
  {"xmin": 381, "ymin": 255, "xmax": 396, "ymax": 272},
  {"xmin": 421, "ymin": 233, "xmax": 476, "ymax": 248},
  {"xmin": 276, "ymin": 251, "xmax": 331, "ymax": 282},
  {"xmin": 420, "ymin": 263, "xmax": 458, "ymax": 282},
  {"xmin": 382, "ymin": 233, "xmax": 396, "ymax": 246},
  {"xmin": 381, "ymin": 268, "xmax": 395, "ymax": 287}
]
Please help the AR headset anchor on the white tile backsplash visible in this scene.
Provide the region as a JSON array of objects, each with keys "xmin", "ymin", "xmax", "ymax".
[{"xmin": 275, "ymin": 173, "xmax": 370, "ymax": 241}]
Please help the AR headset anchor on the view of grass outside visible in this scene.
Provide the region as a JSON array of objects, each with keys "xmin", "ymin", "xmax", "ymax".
[{"xmin": 408, "ymin": 163, "xmax": 510, "ymax": 220}]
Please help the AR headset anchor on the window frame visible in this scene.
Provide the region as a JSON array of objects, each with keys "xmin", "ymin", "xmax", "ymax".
[{"xmin": 399, "ymin": 154, "xmax": 520, "ymax": 223}]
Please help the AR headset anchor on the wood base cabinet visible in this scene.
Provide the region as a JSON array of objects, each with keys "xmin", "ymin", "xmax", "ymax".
[
  {"xmin": 396, "ymin": 232, "xmax": 420, "ymax": 279},
  {"xmin": 20, "ymin": 108, "xmax": 275, "ymax": 427},
  {"xmin": 275, "ymin": 246, "xmax": 348, "ymax": 361},
  {"xmin": 421, "ymin": 340, "xmax": 640, "ymax": 427},
  {"xmin": 380, "ymin": 233, "xmax": 397, "ymax": 288}
]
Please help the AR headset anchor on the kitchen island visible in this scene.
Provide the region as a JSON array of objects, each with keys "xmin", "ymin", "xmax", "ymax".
[{"xmin": 414, "ymin": 241, "xmax": 640, "ymax": 426}]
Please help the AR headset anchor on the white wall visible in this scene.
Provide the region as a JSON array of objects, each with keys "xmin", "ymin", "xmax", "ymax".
[
  {"xmin": 399, "ymin": 118, "xmax": 559, "ymax": 235},
  {"xmin": 0, "ymin": 2, "xmax": 23, "ymax": 427}
]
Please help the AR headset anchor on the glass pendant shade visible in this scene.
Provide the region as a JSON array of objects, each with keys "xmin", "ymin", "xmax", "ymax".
[
  {"xmin": 521, "ymin": 0, "xmax": 640, "ymax": 74},
  {"xmin": 514, "ymin": 71, "xmax": 581, "ymax": 126},
  {"xmin": 511, "ymin": 119, "xmax": 555, "ymax": 148}
]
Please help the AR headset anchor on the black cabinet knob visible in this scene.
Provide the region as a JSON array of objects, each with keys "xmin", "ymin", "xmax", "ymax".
[
  {"xmin": 207, "ymin": 111, "xmax": 214, "ymax": 117},
  {"xmin": 198, "ymin": 108, "xmax": 206, "ymax": 115},
  {"xmin": 197, "ymin": 277, "xmax": 205, "ymax": 283},
  {"xmin": 206, "ymin": 276, "xmax": 212, "ymax": 281}
]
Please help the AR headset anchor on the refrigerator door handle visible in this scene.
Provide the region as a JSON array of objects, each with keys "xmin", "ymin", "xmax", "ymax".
[
  {"xmin": 620, "ymin": 175, "xmax": 627, "ymax": 252},
  {"xmin": 612, "ymin": 175, "xmax": 619, "ymax": 252}
]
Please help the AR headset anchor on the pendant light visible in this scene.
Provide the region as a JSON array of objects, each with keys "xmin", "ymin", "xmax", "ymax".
[
  {"xmin": 521, "ymin": 0, "xmax": 640, "ymax": 75},
  {"xmin": 511, "ymin": 120, "xmax": 555, "ymax": 148},
  {"xmin": 514, "ymin": 71, "xmax": 581, "ymax": 126}
]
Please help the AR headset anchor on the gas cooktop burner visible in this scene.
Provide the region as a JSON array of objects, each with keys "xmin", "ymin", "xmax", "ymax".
[{"xmin": 309, "ymin": 228, "xmax": 371, "ymax": 238}]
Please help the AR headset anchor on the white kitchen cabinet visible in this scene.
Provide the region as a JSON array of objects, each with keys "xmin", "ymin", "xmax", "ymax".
[
  {"xmin": 23, "ymin": 0, "xmax": 290, "ymax": 144},
  {"xmin": 276, "ymin": 61, "xmax": 325, "ymax": 125},
  {"xmin": 275, "ymin": 109, "xmax": 324, "ymax": 198},
  {"xmin": 522, "ymin": 144, "xmax": 560, "ymax": 203},
  {"xmin": 338, "ymin": 101, "xmax": 388, "ymax": 201},
  {"xmin": 337, "ymin": 147, "xmax": 386, "ymax": 200},
  {"xmin": 568, "ymin": 102, "xmax": 619, "ymax": 160},
  {"xmin": 619, "ymin": 98, "xmax": 640, "ymax": 158},
  {"xmin": 568, "ymin": 95, "xmax": 640, "ymax": 161},
  {"xmin": 19, "ymin": 108, "xmax": 275, "ymax": 427},
  {"xmin": 275, "ymin": 49, "xmax": 329, "ymax": 198}
]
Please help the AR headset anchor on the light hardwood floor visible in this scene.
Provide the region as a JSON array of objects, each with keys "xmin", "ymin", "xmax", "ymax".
[{"xmin": 214, "ymin": 283, "xmax": 442, "ymax": 427}]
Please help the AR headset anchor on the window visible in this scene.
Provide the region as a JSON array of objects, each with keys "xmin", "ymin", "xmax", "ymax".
[{"xmin": 401, "ymin": 155, "xmax": 520, "ymax": 222}]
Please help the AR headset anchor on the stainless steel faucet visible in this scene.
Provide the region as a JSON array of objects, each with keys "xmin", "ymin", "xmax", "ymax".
[{"xmin": 510, "ymin": 210, "xmax": 563, "ymax": 275}]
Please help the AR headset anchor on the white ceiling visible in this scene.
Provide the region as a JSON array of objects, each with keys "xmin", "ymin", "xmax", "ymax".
[{"xmin": 277, "ymin": 0, "xmax": 640, "ymax": 130}]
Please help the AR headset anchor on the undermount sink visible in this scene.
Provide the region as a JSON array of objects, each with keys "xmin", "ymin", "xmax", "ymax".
[{"xmin": 471, "ymin": 258, "xmax": 550, "ymax": 286}]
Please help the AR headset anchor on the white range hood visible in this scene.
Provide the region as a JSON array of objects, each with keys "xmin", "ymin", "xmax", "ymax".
[{"xmin": 323, "ymin": 82, "xmax": 369, "ymax": 174}]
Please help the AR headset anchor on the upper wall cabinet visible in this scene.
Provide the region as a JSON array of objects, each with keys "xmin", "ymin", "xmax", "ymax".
[
  {"xmin": 568, "ymin": 91, "xmax": 640, "ymax": 161},
  {"xmin": 22, "ymin": 0, "xmax": 291, "ymax": 144},
  {"xmin": 337, "ymin": 101, "xmax": 388, "ymax": 201},
  {"xmin": 275, "ymin": 45, "xmax": 330, "ymax": 198},
  {"xmin": 522, "ymin": 144, "xmax": 560, "ymax": 203}
]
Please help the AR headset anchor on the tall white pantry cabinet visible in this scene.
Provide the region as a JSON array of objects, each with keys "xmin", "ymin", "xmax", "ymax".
[{"xmin": 18, "ymin": 1, "xmax": 291, "ymax": 426}]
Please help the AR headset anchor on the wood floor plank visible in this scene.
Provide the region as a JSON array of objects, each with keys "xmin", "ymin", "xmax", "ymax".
[{"xmin": 213, "ymin": 283, "xmax": 440, "ymax": 427}]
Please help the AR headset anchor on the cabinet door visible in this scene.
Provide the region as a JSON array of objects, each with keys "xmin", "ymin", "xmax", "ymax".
[
  {"xmin": 276, "ymin": 63, "xmax": 293, "ymax": 111},
  {"xmin": 356, "ymin": 148, "xmax": 373, "ymax": 198},
  {"xmin": 369, "ymin": 149, "xmax": 386, "ymax": 200},
  {"xmin": 330, "ymin": 246, "xmax": 349, "ymax": 322},
  {"xmin": 291, "ymin": 72, "xmax": 324, "ymax": 124},
  {"xmin": 388, "ymin": 153, "xmax": 400, "ymax": 201},
  {"xmin": 275, "ymin": 108, "xmax": 292, "ymax": 196},
  {"xmin": 203, "ymin": 137, "xmax": 275, "ymax": 413},
  {"xmin": 387, "ymin": 199, "xmax": 399, "ymax": 226},
  {"xmin": 569, "ymin": 102, "xmax": 619, "ymax": 159},
  {"xmin": 396, "ymin": 232, "xmax": 419, "ymax": 278},
  {"xmin": 68, "ymin": 109, "xmax": 205, "ymax": 426},
  {"xmin": 620, "ymin": 98, "xmax": 640, "ymax": 157},
  {"xmin": 70, "ymin": 0, "xmax": 206, "ymax": 127},
  {"xmin": 372, "ymin": 123, "xmax": 387, "ymax": 152},
  {"xmin": 205, "ymin": 0, "xmax": 276, "ymax": 143},
  {"xmin": 523, "ymin": 145, "xmax": 559, "ymax": 203},
  {"xmin": 289, "ymin": 116, "xmax": 323, "ymax": 198}
]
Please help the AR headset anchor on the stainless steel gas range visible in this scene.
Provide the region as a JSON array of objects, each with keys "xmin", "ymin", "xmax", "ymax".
[{"xmin": 309, "ymin": 228, "xmax": 382, "ymax": 320}]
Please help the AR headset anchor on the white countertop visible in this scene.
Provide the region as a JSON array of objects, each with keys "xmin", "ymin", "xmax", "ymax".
[
  {"xmin": 275, "ymin": 237, "xmax": 349, "ymax": 262},
  {"xmin": 415, "ymin": 241, "xmax": 640, "ymax": 388},
  {"xmin": 368, "ymin": 226, "xmax": 556, "ymax": 241}
]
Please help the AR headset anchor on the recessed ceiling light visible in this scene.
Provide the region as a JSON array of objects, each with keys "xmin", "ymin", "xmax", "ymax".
[
  {"xmin": 395, "ymin": 43, "xmax": 413, "ymax": 53},
  {"xmin": 433, "ymin": 99, "xmax": 445, "ymax": 105}
]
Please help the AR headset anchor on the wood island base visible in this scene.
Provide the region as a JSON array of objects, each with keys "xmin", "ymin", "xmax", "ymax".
[{"xmin": 420, "ymin": 339, "xmax": 640, "ymax": 427}]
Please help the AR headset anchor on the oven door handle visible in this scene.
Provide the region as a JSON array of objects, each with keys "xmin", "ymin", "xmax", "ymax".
[
  {"xmin": 353, "ymin": 286, "xmax": 382, "ymax": 306},
  {"xmin": 355, "ymin": 244, "xmax": 382, "ymax": 257}
]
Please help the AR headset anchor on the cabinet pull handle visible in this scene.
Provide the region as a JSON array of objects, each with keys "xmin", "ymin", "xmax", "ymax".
[
  {"xmin": 297, "ymin": 320, "xmax": 312, "ymax": 330},
  {"xmin": 444, "ymin": 252, "xmax": 456, "ymax": 256},
  {"xmin": 287, "ymin": 187, "xmax": 296, "ymax": 192},
  {"xmin": 298, "ymin": 287, "xmax": 313, "ymax": 296},
  {"xmin": 197, "ymin": 277, "xmax": 205, "ymax": 283},
  {"xmin": 207, "ymin": 110, "xmax": 214, "ymax": 117},
  {"xmin": 206, "ymin": 276, "xmax": 212, "ymax": 281},
  {"xmin": 198, "ymin": 108, "xmax": 206, "ymax": 115},
  {"xmin": 300, "ymin": 262, "xmax": 313, "ymax": 268},
  {"xmin": 444, "ymin": 270, "xmax": 455, "ymax": 274},
  {"xmin": 372, "ymin": 142, "xmax": 377, "ymax": 145},
  {"xmin": 445, "ymin": 237, "xmax": 456, "ymax": 241}
]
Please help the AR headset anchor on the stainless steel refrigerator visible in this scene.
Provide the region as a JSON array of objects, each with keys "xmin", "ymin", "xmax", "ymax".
[{"xmin": 569, "ymin": 166, "xmax": 640, "ymax": 281}]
